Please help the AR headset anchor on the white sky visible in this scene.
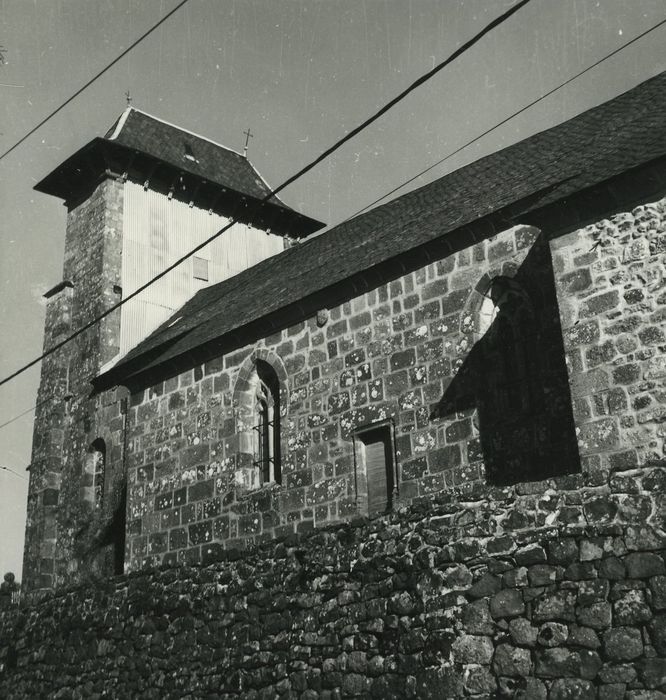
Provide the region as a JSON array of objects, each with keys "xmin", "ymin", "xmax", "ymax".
[{"xmin": 1, "ymin": 0, "xmax": 665, "ymax": 580}]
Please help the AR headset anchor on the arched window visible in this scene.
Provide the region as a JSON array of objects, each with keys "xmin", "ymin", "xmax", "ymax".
[
  {"xmin": 252, "ymin": 360, "xmax": 281, "ymax": 484},
  {"xmin": 89, "ymin": 438, "xmax": 106, "ymax": 508}
]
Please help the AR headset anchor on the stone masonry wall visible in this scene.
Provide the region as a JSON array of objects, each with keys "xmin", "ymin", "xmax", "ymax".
[
  {"xmin": 115, "ymin": 223, "xmax": 582, "ymax": 576},
  {"xmin": 1, "ymin": 464, "xmax": 665, "ymax": 699},
  {"xmin": 552, "ymin": 197, "xmax": 666, "ymax": 473},
  {"xmin": 28, "ymin": 196, "xmax": 666, "ymax": 596},
  {"xmin": 23, "ymin": 177, "xmax": 124, "ymax": 594}
]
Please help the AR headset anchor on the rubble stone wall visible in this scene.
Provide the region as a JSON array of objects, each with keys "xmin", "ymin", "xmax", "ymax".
[{"xmin": 1, "ymin": 464, "xmax": 665, "ymax": 699}]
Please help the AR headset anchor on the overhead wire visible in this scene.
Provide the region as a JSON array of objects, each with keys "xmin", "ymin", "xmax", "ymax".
[
  {"xmin": 340, "ymin": 15, "xmax": 666, "ymax": 222},
  {"xmin": 0, "ymin": 0, "xmax": 191, "ymax": 163},
  {"xmin": 0, "ymin": 465, "xmax": 28, "ymax": 481},
  {"xmin": 0, "ymin": 396, "xmax": 55, "ymax": 431},
  {"xmin": 0, "ymin": 0, "xmax": 532, "ymax": 390}
]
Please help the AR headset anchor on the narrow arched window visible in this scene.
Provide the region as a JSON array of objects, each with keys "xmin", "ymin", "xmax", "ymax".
[
  {"xmin": 252, "ymin": 360, "xmax": 281, "ymax": 484},
  {"xmin": 89, "ymin": 438, "xmax": 106, "ymax": 508}
]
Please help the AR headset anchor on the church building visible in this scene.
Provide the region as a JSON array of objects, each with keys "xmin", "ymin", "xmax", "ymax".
[{"xmin": 22, "ymin": 71, "xmax": 666, "ymax": 597}]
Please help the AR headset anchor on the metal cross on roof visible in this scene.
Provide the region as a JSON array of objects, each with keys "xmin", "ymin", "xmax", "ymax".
[
  {"xmin": 243, "ymin": 127, "xmax": 253, "ymax": 157},
  {"xmin": 125, "ymin": 90, "xmax": 132, "ymax": 106}
]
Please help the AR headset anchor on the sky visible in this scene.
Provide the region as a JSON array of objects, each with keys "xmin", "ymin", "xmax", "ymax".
[{"xmin": 0, "ymin": 0, "xmax": 665, "ymax": 581}]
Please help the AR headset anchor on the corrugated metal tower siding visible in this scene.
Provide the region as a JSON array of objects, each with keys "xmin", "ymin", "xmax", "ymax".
[{"xmin": 120, "ymin": 181, "xmax": 284, "ymax": 355}]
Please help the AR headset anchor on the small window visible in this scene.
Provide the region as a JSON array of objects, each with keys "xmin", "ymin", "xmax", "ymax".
[
  {"xmin": 89, "ymin": 438, "xmax": 106, "ymax": 508},
  {"xmin": 113, "ymin": 485, "xmax": 127, "ymax": 575},
  {"xmin": 252, "ymin": 360, "xmax": 281, "ymax": 484},
  {"xmin": 193, "ymin": 256, "xmax": 209, "ymax": 281},
  {"xmin": 355, "ymin": 423, "xmax": 395, "ymax": 516}
]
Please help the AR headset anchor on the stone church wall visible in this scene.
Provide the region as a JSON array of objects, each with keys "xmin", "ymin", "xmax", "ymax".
[
  {"xmin": 551, "ymin": 199, "xmax": 666, "ymax": 471},
  {"xmin": 119, "ymin": 222, "xmax": 579, "ymax": 573},
  {"xmin": 1, "ymin": 463, "xmax": 665, "ymax": 698},
  {"xmin": 111, "ymin": 197, "xmax": 666, "ymax": 575},
  {"xmin": 24, "ymin": 193, "xmax": 666, "ymax": 595}
]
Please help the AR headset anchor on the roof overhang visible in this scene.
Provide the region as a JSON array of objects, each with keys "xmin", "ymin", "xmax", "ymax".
[{"xmin": 34, "ymin": 138, "xmax": 325, "ymax": 238}]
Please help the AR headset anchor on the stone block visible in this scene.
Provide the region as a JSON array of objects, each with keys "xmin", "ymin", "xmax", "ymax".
[
  {"xmin": 549, "ymin": 679, "xmax": 595, "ymax": 700},
  {"xmin": 452, "ymin": 634, "xmax": 493, "ymax": 664},
  {"xmin": 537, "ymin": 622, "xmax": 568, "ymax": 647},
  {"xmin": 560, "ymin": 268, "xmax": 593, "ymax": 294},
  {"xmin": 577, "ymin": 579, "xmax": 609, "ymax": 605},
  {"xmin": 188, "ymin": 479, "xmax": 214, "ymax": 502},
  {"xmin": 461, "ymin": 599, "xmax": 495, "ymax": 635},
  {"xmin": 564, "ymin": 562, "xmax": 596, "ymax": 581},
  {"xmin": 577, "ymin": 418, "xmax": 619, "ymax": 453},
  {"xmin": 390, "ymin": 349, "xmax": 416, "ymax": 371},
  {"xmin": 528, "ymin": 564, "xmax": 560, "ymax": 586},
  {"xmin": 579, "ymin": 290, "xmax": 619, "ymax": 318},
  {"xmin": 509, "ymin": 618, "xmax": 538, "ymax": 647},
  {"xmin": 548, "ymin": 539, "xmax": 579, "ymax": 566},
  {"xmin": 489, "ymin": 589, "xmax": 525, "ymax": 619},
  {"xmin": 467, "ymin": 573, "xmax": 501, "ymax": 600},
  {"xmin": 188, "ymin": 521, "xmax": 212, "ymax": 546},
  {"xmin": 598, "ymin": 662, "xmax": 637, "ymax": 684},
  {"xmin": 564, "ymin": 321, "xmax": 600, "ymax": 348},
  {"xmin": 515, "ymin": 543, "xmax": 547, "ymax": 566},
  {"xmin": 637, "ymin": 658, "xmax": 666, "ymax": 690},
  {"xmin": 492, "ymin": 643, "xmax": 531, "ymax": 677},
  {"xmin": 625, "ymin": 552, "xmax": 666, "ymax": 578},
  {"xmin": 644, "ymin": 355, "xmax": 666, "ymax": 379},
  {"xmin": 612, "ymin": 363, "xmax": 641, "ymax": 385},
  {"xmin": 426, "ymin": 445, "xmax": 461, "ymax": 473},
  {"xmin": 567, "ymin": 624, "xmax": 600, "ymax": 649},
  {"xmin": 533, "ymin": 591, "xmax": 576, "ymax": 622},
  {"xmin": 571, "ymin": 368, "xmax": 609, "ymax": 397},
  {"xmin": 462, "ymin": 665, "xmax": 497, "ymax": 695},
  {"xmin": 648, "ymin": 613, "xmax": 666, "ymax": 654},
  {"xmin": 586, "ymin": 341, "xmax": 616, "ymax": 368},
  {"xmin": 603, "ymin": 627, "xmax": 643, "ymax": 661},
  {"xmin": 649, "ymin": 575, "xmax": 666, "ymax": 609},
  {"xmin": 535, "ymin": 648, "xmax": 581, "ymax": 678},
  {"xmin": 440, "ymin": 289, "xmax": 470, "ymax": 316},
  {"xmin": 576, "ymin": 601, "xmax": 612, "ymax": 630},
  {"xmin": 614, "ymin": 589, "xmax": 652, "ymax": 625}
]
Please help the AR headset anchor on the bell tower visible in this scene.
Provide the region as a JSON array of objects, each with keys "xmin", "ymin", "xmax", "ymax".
[{"xmin": 22, "ymin": 108, "xmax": 324, "ymax": 595}]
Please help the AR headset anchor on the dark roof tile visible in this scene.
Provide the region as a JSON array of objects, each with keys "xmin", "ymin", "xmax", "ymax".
[{"xmin": 105, "ymin": 108, "xmax": 282, "ymax": 204}]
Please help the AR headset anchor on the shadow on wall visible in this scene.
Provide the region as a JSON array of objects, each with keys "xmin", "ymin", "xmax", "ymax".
[
  {"xmin": 98, "ymin": 483, "xmax": 127, "ymax": 576},
  {"xmin": 431, "ymin": 234, "xmax": 580, "ymax": 486}
]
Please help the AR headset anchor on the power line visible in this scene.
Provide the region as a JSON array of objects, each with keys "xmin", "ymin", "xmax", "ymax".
[
  {"xmin": 0, "ymin": 11, "xmax": 662, "ymax": 435},
  {"xmin": 343, "ymin": 16, "xmax": 666, "ymax": 221},
  {"xmin": 0, "ymin": 0, "xmax": 532, "ymax": 390},
  {"xmin": 0, "ymin": 396, "xmax": 55, "ymax": 431},
  {"xmin": 0, "ymin": 465, "xmax": 27, "ymax": 481},
  {"xmin": 0, "ymin": 0, "xmax": 190, "ymax": 163}
]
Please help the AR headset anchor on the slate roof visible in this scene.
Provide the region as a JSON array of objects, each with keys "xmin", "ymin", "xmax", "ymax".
[
  {"xmin": 98, "ymin": 70, "xmax": 666, "ymax": 387},
  {"xmin": 103, "ymin": 108, "xmax": 282, "ymax": 204},
  {"xmin": 35, "ymin": 108, "xmax": 325, "ymax": 237}
]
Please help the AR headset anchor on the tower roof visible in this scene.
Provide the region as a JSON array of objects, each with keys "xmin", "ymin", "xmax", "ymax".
[{"xmin": 34, "ymin": 107, "xmax": 324, "ymax": 238}]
